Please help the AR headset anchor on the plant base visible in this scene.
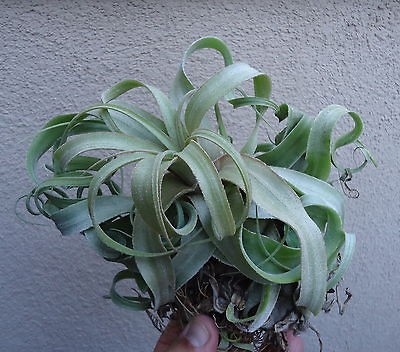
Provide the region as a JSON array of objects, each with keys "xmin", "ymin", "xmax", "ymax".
[{"xmin": 152, "ymin": 258, "xmax": 302, "ymax": 352}]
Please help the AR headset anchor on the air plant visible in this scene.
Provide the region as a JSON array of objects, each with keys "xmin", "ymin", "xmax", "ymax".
[{"xmin": 23, "ymin": 37, "xmax": 375, "ymax": 351}]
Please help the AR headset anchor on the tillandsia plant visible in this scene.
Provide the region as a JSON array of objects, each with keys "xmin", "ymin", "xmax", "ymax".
[{"xmin": 23, "ymin": 37, "xmax": 375, "ymax": 352}]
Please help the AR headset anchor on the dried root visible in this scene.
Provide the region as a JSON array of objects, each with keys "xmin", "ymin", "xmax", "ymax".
[{"xmin": 144, "ymin": 258, "xmax": 351, "ymax": 352}]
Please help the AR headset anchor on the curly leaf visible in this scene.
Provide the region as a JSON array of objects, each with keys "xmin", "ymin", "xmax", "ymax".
[
  {"xmin": 53, "ymin": 132, "xmax": 162, "ymax": 173},
  {"xmin": 179, "ymin": 141, "xmax": 236, "ymax": 240},
  {"xmin": 170, "ymin": 36, "xmax": 234, "ymax": 107},
  {"xmin": 219, "ymin": 155, "xmax": 327, "ymax": 315},
  {"xmin": 305, "ymin": 105, "xmax": 363, "ymax": 180},
  {"xmin": 109, "ymin": 270, "xmax": 152, "ymax": 311},
  {"xmin": 102, "ymin": 80, "xmax": 184, "ymax": 148},
  {"xmin": 133, "ymin": 214, "xmax": 175, "ymax": 309},
  {"xmin": 185, "ymin": 63, "xmax": 268, "ymax": 134}
]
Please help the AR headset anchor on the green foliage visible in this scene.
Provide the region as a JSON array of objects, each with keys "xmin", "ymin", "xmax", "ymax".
[{"xmin": 24, "ymin": 37, "xmax": 374, "ymax": 330}]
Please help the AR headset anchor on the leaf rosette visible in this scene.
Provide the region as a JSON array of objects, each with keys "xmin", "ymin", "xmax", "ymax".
[{"xmin": 24, "ymin": 37, "xmax": 374, "ymax": 344}]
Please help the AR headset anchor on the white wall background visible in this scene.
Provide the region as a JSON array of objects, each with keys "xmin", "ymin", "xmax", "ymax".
[{"xmin": 1, "ymin": 1, "xmax": 399, "ymax": 351}]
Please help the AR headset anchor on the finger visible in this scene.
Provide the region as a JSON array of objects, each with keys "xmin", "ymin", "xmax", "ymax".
[
  {"xmin": 286, "ymin": 330, "xmax": 304, "ymax": 352},
  {"xmin": 165, "ymin": 315, "xmax": 219, "ymax": 352},
  {"xmin": 154, "ymin": 319, "xmax": 184, "ymax": 352}
]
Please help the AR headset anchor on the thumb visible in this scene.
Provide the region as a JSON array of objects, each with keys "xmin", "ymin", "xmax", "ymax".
[
  {"xmin": 286, "ymin": 330, "xmax": 304, "ymax": 352},
  {"xmin": 166, "ymin": 315, "xmax": 219, "ymax": 352}
]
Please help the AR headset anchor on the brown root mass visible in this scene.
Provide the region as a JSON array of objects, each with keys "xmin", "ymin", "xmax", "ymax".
[{"xmin": 152, "ymin": 258, "xmax": 303, "ymax": 352}]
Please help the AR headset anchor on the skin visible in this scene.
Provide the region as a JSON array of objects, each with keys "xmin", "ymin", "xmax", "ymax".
[{"xmin": 154, "ymin": 315, "xmax": 304, "ymax": 352}]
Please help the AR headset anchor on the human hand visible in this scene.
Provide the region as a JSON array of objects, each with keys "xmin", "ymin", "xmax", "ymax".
[
  {"xmin": 154, "ymin": 315, "xmax": 219, "ymax": 352},
  {"xmin": 153, "ymin": 314, "xmax": 304, "ymax": 352}
]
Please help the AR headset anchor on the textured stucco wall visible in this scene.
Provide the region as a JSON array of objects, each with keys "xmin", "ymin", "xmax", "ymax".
[{"xmin": 1, "ymin": 1, "xmax": 399, "ymax": 351}]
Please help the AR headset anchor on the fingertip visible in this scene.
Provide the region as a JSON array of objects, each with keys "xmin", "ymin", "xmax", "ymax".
[
  {"xmin": 155, "ymin": 314, "xmax": 219, "ymax": 352},
  {"xmin": 196, "ymin": 314, "xmax": 219, "ymax": 347},
  {"xmin": 285, "ymin": 330, "xmax": 304, "ymax": 352},
  {"xmin": 193, "ymin": 314, "xmax": 219, "ymax": 337},
  {"xmin": 181, "ymin": 315, "xmax": 219, "ymax": 351},
  {"xmin": 200, "ymin": 315, "xmax": 219, "ymax": 352}
]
